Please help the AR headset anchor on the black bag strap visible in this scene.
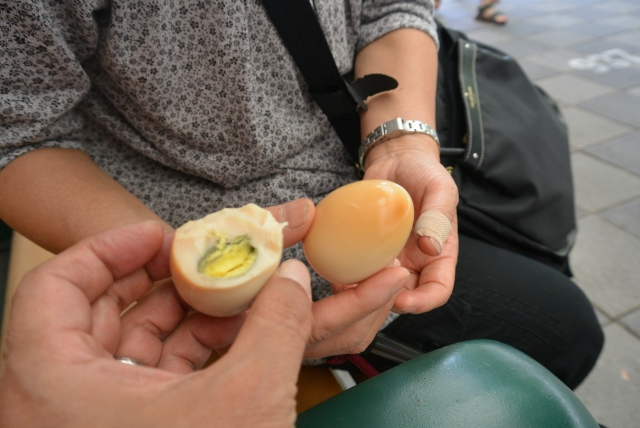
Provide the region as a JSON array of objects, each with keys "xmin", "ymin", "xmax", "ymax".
[
  {"xmin": 457, "ymin": 40, "xmax": 484, "ymax": 169},
  {"xmin": 260, "ymin": 0, "xmax": 397, "ymax": 162}
]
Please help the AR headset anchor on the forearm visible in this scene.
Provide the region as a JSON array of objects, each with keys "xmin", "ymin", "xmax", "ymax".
[
  {"xmin": 354, "ymin": 28, "xmax": 439, "ymax": 165},
  {"xmin": 0, "ymin": 148, "xmax": 171, "ymax": 254}
]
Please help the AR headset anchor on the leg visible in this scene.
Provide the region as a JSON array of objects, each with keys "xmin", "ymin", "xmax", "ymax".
[{"xmin": 378, "ymin": 235, "xmax": 603, "ymax": 390}]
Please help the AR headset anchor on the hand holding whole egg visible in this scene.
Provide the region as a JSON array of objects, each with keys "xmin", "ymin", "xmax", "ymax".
[{"xmin": 169, "ymin": 181, "xmax": 415, "ymax": 317}]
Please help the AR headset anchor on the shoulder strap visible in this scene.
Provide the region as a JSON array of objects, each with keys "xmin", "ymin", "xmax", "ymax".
[{"xmin": 260, "ymin": 0, "xmax": 397, "ymax": 162}]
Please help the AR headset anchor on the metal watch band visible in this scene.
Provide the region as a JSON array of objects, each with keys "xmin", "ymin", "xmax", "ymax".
[{"xmin": 358, "ymin": 118, "xmax": 440, "ymax": 170}]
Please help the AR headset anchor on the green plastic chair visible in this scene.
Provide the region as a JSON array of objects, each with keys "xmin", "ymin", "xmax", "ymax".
[{"xmin": 297, "ymin": 340, "xmax": 598, "ymax": 428}]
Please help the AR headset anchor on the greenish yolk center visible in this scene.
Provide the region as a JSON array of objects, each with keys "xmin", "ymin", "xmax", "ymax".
[{"xmin": 198, "ymin": 234, "xmax": 257, "ymax": 278}]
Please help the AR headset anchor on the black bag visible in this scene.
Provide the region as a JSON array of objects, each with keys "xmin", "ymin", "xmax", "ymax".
[
  {"xmin": 261, "ymin": 1, "xmax": 576, "ymax": 273},
  {"xmin": 435, "ymin": 23, "xmax": 576, "ymax": 273}
]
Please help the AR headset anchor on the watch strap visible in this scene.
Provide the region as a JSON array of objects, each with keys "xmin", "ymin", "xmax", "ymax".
[{"xmin": 359, "ymin": 118, "xmax": 440, "ymax": 170}]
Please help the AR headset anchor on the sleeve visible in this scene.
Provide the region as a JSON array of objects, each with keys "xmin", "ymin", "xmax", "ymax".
[
  {"xmin": 357, "ymin": 0, "xmax": 439, "ymax": 52},
  {"xmin": 0, "ymin": 0, "xmax": 104, "ymax": 170}
]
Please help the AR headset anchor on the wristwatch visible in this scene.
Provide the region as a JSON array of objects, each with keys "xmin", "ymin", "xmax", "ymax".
[{"xmin": 358, "ymin": 118, "xmax": 440, "ymax": 170}]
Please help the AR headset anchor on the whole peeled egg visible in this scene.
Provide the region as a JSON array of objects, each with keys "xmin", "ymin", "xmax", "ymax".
[
  {"xmin": 170, "ymin": 204, "xmax": 285, "ymax": 317},
  {"xmin": 302, "ymin": 180, "xmax": 414, "ymax": 285}
]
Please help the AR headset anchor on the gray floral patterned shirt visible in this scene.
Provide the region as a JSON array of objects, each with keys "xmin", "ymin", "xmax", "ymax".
[{"xmin": 1, "ymin": 0, "xmax": 437, "ymax": 304}]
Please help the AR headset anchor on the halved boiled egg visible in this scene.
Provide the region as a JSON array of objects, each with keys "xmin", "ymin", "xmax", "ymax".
[
  {"xmin": 170, "ymin": 204, "xmax": 285, "ymax": 317},
  {"xmin": 302, "ymin": 180, "xmax": 414, "ymax": 285}
]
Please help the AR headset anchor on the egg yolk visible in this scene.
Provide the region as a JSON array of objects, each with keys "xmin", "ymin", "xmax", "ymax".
[{"xmin": 198, "ymin": 233, "xmax": 257, "ymax": 278}]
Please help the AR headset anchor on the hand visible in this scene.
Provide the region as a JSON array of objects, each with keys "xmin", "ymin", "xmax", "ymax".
[
  {"xmin": 107, "ymin": 198, "xmax": 409, "ymax": 361},
  {"xmin": 364, "ymin": 134, "xmax": 459, "ymax": 315},
  {"xmin": 0, "ymin": 220, "xmax": 313, "ymax": 428},
  {"xmin": 303, "ymin": 258, "xmax": 410, "ymax": 358}
]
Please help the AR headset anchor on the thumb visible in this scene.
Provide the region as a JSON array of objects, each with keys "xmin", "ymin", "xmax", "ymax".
[
  {"xmin": 413, "ymin": 169, "xmax": 457, "ymax": 256},
  {"xmin": 226, "ymin": 259, "xmax": 313, "ymax": 379},
  {"xmin": 415, "ymin": 210, "xmax": 452, "ymax": 256}
]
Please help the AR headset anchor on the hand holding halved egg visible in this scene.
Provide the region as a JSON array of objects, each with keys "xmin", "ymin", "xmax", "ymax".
[
  {"xmin": 303, "ymin": 180, "xmax": 414, "ymax": 285},
  {"xmin": 170, "ymin": 204, "xmax": 285, "ymax": 317}
]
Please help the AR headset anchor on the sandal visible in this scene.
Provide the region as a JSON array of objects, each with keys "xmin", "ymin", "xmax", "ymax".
[{"xmin": 476, "ymin": 3, "xmax": 508, "ymax": 25}]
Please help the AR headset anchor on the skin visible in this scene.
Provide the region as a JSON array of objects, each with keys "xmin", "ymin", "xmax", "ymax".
[
  {"xmin": 0, "ymin": 212, "xmax": 409, "ymax": 427},
  {"xmin": 355, "ymin": 28, "xmax": 459, "ymax": 318},
  {"xmin": 0, "ymin": 27, "xmax": 454, "ymax": 358}
]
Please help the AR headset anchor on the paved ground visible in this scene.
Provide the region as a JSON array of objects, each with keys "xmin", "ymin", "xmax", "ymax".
[{"xmin": 436, "ymin": 0, "xmax": 640, "ymax": 426}]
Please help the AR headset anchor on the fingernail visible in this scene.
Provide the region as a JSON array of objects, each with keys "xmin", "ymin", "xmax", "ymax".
[
  {"xmin": 429, "ymin": 237, "xmax": 442, "ymax": 255},
  {"xmin": 276, "ymin": 260, "xmax": 312, "ymax": 300},
  {"xmin": 281, "ymin": 199, "xmax": 309, "ymax": 230}
]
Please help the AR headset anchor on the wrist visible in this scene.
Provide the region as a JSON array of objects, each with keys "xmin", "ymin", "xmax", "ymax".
[
  {"xmin": 359, "ymin": 118, "xmax": 439, "ymax": 171},
  {"xmin": 364, "ymin": 133, "xmax": 440, "ymax": 170}
]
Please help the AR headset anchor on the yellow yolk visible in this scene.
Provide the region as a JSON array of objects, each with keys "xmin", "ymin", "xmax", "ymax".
[
  {"xmin": 198, "ymin": 234, "xmax": 257, "ymax": 278},
  {"xmin": 170, "ymin": 203, "xmax": 285, "ymax": 317}
]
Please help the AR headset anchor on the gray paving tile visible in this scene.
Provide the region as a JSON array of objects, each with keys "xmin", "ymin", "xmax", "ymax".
[
  {"xmin": 568, "ymin": 6, "xmax": 630, "ymax": 21},
  {"xmin": 518, "ymin": 59, "xmax": 561, "ymax": 80},
  {"xmin": 571, "ymin": 215, "xmax": 640, "ymax": 316},
  {"xmin": 525, "ymin": 13, "xmax": 585, "ymax": 28},
  {"xmin": 630, "ymin": 85, "xmax": 640, "ymax": 96},
  {"xmin": 607, "ymin": 30, "xmax": 640, "ymax": 49},
  {"xmin": 557, "ymin": 0, "xmax": 601, "ymax": 5},
  {"xmin": 600, "ymin": 197, "xmax": 640, "ymax": 239},
  {"xmin": 573, "ymin": 66, "xmax": 640, "ymax": 89},
  {"xmin": 592, "ymin": 1, "xmax": 640, "ymax": 14},
  {"xmin": 575, "ymin": 204, "xmax": 591, "ymax": 219},
  {"xmin": 571, "ymin": 153, "xmax": 640, "ymax": 212},
  {"xmin": 564, "ymin": 22, "xmax": 629, "ymax": 38},
  {"xmin": 524, "ymin": 48, "xmax": 591, "ymax": 71},
  {"xmin": 599, "ymin": 15, "xmax": 640, "ymax": 30},
  {"xmin": 561, "ymin": 106, "xmax": 633, "ymax": 149},
  {"xmin": 500, "ymin": 20, "xmax": 551, "ymax": 36},
  {"xmin": 526, "ymin": 4, "xmax": 582, "ymax": 14},
  {"xmin": 525, "ymin": 30, "xmax": 594, "ymax": 48},
  {"xmin": 489, "ymin": 37, "xmax": 552, "ymax": 58},
  {"xmin": 595, "ymin": 307, "xmax": 613, "ymax": 326},
  {"xmin": 565, "ymin": 46, "xmax": 640, "ymax": 79},
  {"xmin": 435, "ymin": 3, "xmax": 475, "ymax": 20},
  {"xmin": 575, "ymin": 324, "xmax": 640, "ymax": 428},
  {"xmin": 496, "ymin": 8, "xmax": 547, "ymax": 22},
  {"xmin": 571, "ymin": 38, "xmax": 640, "ymax": 55},
  {"xmin": 580, "ymin": 92, "xmax": 640, "ymax": 128},
  {"xmin": 620, "ymin": 308, "xmax": 640, "ymax": 337},
  {"xmin": 535, "ymin": 74, "xmax": 616, "ymax": 104},
  {"xmin": 465, "ymin": 28, "xmax": 514, "ymax": 45},
  {"xmin": 586, "ymin": 132, "xmax": 640, "ymax": 176}
]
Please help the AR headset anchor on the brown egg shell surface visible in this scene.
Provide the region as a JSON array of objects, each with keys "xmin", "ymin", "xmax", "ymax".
[{"xmin": 302, "ymin": 180, "xmax": 414, "ymax": 285}]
